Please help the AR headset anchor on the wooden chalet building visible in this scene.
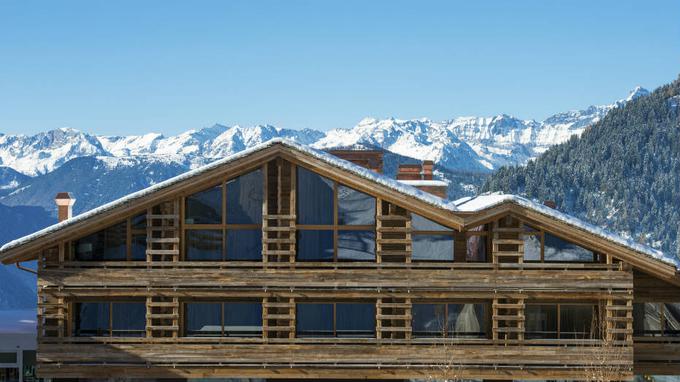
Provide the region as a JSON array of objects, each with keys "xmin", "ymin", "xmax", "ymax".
[{"xmin": 1, "ymin": 139, "xmax": 679, "ymax": 382}]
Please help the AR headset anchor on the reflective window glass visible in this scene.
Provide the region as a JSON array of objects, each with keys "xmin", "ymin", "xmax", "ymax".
[
  {"xmin": 75, "ymin": 302, "xmax": 110, "ymax": 337},
  {"xmin": 226, "ymin": 229, "xmax": 262, "ymax": 261},
  {"xmin": 336, "ymin": 303, "xmax": 375, "ymax": 337},
  {"xmin": 74, "ymin": 221, "xmax": 127, "ymax": 261},
  {"xmin": 544, "ymin": 233, "xmax": 594, "ymax": 262},
  {"xmin": 297, "ymin": 167, "xmax": 333, "ymax": 225},
  {"xmin": 337, "ymin": 185, "xmax": 375, "ymax": 225},
  {"xmin": 186, "ymin": 230, "xmax": 223, "ymax": 260},
  {"xmin": 224, "ymin": 302, "xmax": 262, "ymax": 337},
  {"xmin": 297, "ymin": 230, "xmax": 334, "ymax": 261},
  {"xmin": 185, "ymin": 185, "xmax": 222, "ymax": 224},
  {"xmin": 111, "ymin": 303, "xmax": 145, "ymax": 337},
  {"xmin": 186, "ymin": 303, "xmax": 222, "ymax": 337},
  {"xmin": 296, "ymin": 303, "xmax": 333, "ymax": 337},
  {"xmin": 337, "ymin": 230, "xmax": 375, "ymax": 261},
  {"xmin": 413, "ymin": 235, "xmax": 454, "ymax": 261},
  {"xmin": 226, "ymin": 170, "xmax": 263, "ymax": 224}
]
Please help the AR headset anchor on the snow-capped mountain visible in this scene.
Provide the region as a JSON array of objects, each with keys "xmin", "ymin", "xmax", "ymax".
[{"xmin": 0, "ymin": 87, "xmax": 648, "ymax": 178}]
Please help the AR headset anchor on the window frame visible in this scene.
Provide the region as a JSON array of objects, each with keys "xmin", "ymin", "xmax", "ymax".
[
  {"xmin": 69, "ymin": 213, "xmax": 147, "ymax": 262},
  {"xmin": 72, "ymin": 299, "xmax": 146, "ymax": 337},
  {"xmin": 295, "ymin": 300, "xmax": 377, "ymax": 338},
  {"xmin": 182, "ymin": 300, "xmax": 263, "ymax": 338},
  {"xmin": 464, "ymin": 224, "xmax": 490, "ymax": 263},
  {"xmin": 524, "ymin": 301, "xmax": 599, "ymax": 340},
  {"xmin": 633, "ymin": 302, "xmax": 680, "ymax": 337},
  {"xmin": 183, "ymin": 169, "xmax": 264, "ymax": 261},
  {"xmin": 522, "ymin": 224, "xmax": 600, "ymax": 263},
  {"xmin": 296, "ymin": 166, "xmax": 377, "ymax": 262},
  {"xmin": 411, "ymin": 300, "xmax": 490, "ymax": 338}
]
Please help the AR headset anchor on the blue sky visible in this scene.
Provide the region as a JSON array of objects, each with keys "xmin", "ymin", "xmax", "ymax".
[{"xmin": 0, "ymin": 0, "xmax": 679, "ymax": 136}]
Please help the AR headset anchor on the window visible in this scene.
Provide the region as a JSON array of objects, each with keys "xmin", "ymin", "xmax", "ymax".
[
  {"xmin": 74, "ymin": 302, "xmax": 145, "ymax": 337},
  {"xmin": 522, "ymin": 225, "xmax": 596, "ymax": 262},
  {"xmin": 412, "ymin": 214, "xmax": 454, "ymax": 261},
  {"xmin": 412, "ymin": 303, "xmax": 487, "ymax": 338},
  {"xmin": 184, "ymin": 170, "xmax": 264, "ymax": 261},
  {"xmin": 525, "ymin": 303, "xmax": 596, "ymax": 339},
  {"xmin": 466, "ymin": 225, "xmax": 488, "ymax": 262},
  {"xmin": 296, "ymin": 167, "xmax": 376, "ymax": 262},
  {"xmin": 634, "ymin": 303, "xmax": 680, "ymax": 337},
  {"xmin": 72, "ymin": 213, "xmax": 147, "ymax": 261},
  {"xmin": 0, "ymin": 353, "xmax": 17, "ymax": 364},
  {"xmin": 296, "ymin": 302, "xmax": 375, "ymax": 337},
  {"xmin": 185, "ymin": 302, "xmax": 262, "ymax": 337}
]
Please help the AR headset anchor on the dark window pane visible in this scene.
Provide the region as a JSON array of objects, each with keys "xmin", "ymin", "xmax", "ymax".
[
  {"xmin": 447, "ymin": 304, "xmax": 486, "ymax": 337},
  {"xmin": 544, "ymin": 233, "xmax": 594, "ymax": 262},
  {"xmin": 224, "ymin": 302, "xmax": 262, "ymax": 337},
  {"xmin": 412, "ymin": 214, "xmax": 453, "ymax": 231},
  {"xmin": 226, "ymin": 230, "xmax": 262, "ymax": 261},
  {"xmin": 112, "ymin": 303, "xmax": 145, "ymax": 337},
  {"xmin": 186, "ymin": 303, "xmax": 222, "ymax": 337},
  {"xmin": 523, "ymin": 234, "xmax": 541, "ymax": 261},
  {"xmin": 560, "ymin": 305, "xmax": 594, "ymax": 339},
  {"xmin": 525, "ymin": 305, "xmax": 557, "ymax": 339},
  {"xmin": 226, "ymin": 170, "xmax": 263, "ymax": 224},
  {"xmin": 633, "ymin": 303, "xmax": 662, "ymax": 336},
  {"xmin": 466, "ymin": 235, "xmax": 487, "ymax": 262},
  {"xmin": 186, "ymin": 230, "xmax": 223, "ymax": 261},
  {"xmin": 185, "ymin": 185, "xmax": 222, "ymax": 224},
  {"xmin": 337, "ymin": 185, "xmax": 375, "ymax": 225},
  {"xmin": 336, "ymin": 303, "xmax": 375, "ymax": 337},
  {"xmin": 75, "ymin": 302, "xmax": 110, "ymax": 337},
  {"xmin": 413, "ymin": 235, "xmax": 454, "ymax": 261},
  {"xmin": 297, "ymin": 167, "xmax": 333, "ymax": 225},
  {"xmin": 664, "ymin": 303, "xmax": 680, "ymax": 336},
  {"xmin": 338, "ymin": 230, "xmax": 375, "ymax": 261},
  {"xmin": 0, "ymin": 353, "xmax": 17, "ymax": 364},
  {"xmin": 296, "ymin": 303, "xmax": 333, "ymax": 337},
  {"xmin": 74, "ymin": 221, "xmax": 127, "ymax": 261},
  {"xmin": 412, "ymin": 303, "xmax": 446, "ymax": 337},
  {"xmin": 131, "ymin": 235, "xmax": 146, "ymax": 261},
  {"xmin": 297, "ymin": 230, "xmax": 334, "ymax": 261},
  {"xmin": 131, "ymin": 213, "xmax": 146, "ymax": 230}
]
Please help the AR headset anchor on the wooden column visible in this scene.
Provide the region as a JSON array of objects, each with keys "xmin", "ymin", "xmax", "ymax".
[
  {"xmin": 376, "ymin": 199, "xmax": 412, "ymax": 264},
  {"xmin": 263, "ymin": 159, "xmax": 296, "ymax": 266}
]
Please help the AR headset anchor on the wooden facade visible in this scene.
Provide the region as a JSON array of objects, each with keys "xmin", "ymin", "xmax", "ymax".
[{"xmin": 1, "ymin": 142, "xmax": 679, "ymax": 381}]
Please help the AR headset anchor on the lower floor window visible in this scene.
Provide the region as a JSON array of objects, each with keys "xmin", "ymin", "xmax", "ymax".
[
  {"xmin": 74, "ymin": 301, "xmax": 145, "ymax": 337},
  {"xmin": 296, "ymin": 302, "xmax": 375, "ymax": 337},
  {"xmin": 185, "ymin": 301, "xmax": 262, "ymax": 337},
  {"xmin": 525, "ymin": 303, "xmax": 597, "ymax": 339},
  {"xmin": 633, "ymin": 302, "xmax": 680, "ymax": 336},
  {"xmin": 412, "ymin": 303, "xmax": 487, "ymax": 338}
]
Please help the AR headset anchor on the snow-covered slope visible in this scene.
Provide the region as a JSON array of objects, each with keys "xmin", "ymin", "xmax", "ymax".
[{"xmin": 0, "ymin": 87, "xmax": 648, "ymax": 178}]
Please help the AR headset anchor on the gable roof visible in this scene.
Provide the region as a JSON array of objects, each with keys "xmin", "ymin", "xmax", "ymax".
[
  {"xmin": 0, "ymin": 139, "xmax": 676, "ymax": 280},
  {"xmin": 0, "ymin": 139, "xmax": 457, "ymax": 263},
  {"xmin": 454, "ymin": 193, "xmax": 679, "ymax": 269}
]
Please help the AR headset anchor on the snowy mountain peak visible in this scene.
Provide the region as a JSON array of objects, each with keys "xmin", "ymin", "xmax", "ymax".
[{"xmin": 625, "ymin": 86, "xmax": 650, "ymax": 102}]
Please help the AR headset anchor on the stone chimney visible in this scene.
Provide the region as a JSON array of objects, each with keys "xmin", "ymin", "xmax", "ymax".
[
  {"xmin": 397, "ymin": 162, "xmax": 447, "ymax": 198},
  {"xmin": 55, "ymin": 192, "xmax": 75, "ymax": 222},
  {"xmin": 327, "ymin": 149, "xmax": 384, "ymax": 173},
  {"xmin": 543, "ymin": 200, "xmax": 557, "ymax": 209}
]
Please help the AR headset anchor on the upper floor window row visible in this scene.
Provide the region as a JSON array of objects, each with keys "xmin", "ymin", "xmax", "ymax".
[
  {"xmin": 523, "ymin": 225, "xmax": 597, "ymax": 262},
  {"xmin": 72, "ymin": 214, "xmax": 146, "ymax": 261}
]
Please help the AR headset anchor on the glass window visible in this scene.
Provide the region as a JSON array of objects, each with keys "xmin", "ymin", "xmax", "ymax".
[
  {"xmin": 634, "ymin": 303, "xmax": 671, "ymax": 336},
  {"xmin": 664, "ymin": 303, "xmax": 680, "ymax": 336},
  {"xmin": 226, "ymin": 229, "xmax": 262, "ymax": 261},
  {"xmin": 0, "ymin": 353, "xmax": 17, "ymax": 364},
  {"xmin": 412, "ymin": 214, "xmax": 453, "ymax": 231},
  {"xmin": 186, "ymin": 230, "xmax": 223, "ymax": 260},
  {"xmin": 131, "ymin": 213, "xmax": 146, "ymax": 230},
  {"xmin": 337, "ymin": 230, "xmax": 375, "ymax": 261},
  {"xmin": 297, "ymin": 303, "xmax": 333, "ymax": 337},
  {"xmin": 466, "ymin": 235, "xmax": 487, "ymax": 262},
  {"xmin": 413, "ymin": 235, "xmax": 454, "ymax": 261},
  {"xmin": 75, "ymin": 302, "xmax": 110, "ymax": 337},
  {"xmin": 525, "ymin": 304, "xmax": 558, "ymax": 339},
  {"xmin": 544, "ymin": 233, "xmax": 594, "ymax": 262},
  {"xmin": 447, "ymin": 304, "xmax": 486, "ymax": 337},
  {"xmin": 131, "ymin": 235, "xmax": 146, "ymax": 261},
  {"xmin": 224, "ymin": 302, "xmax": 262, "ymax": 337},
  {"xmin": 523, "ymin": 234, "xmax": 541, "ymax": 261},
  {"xmin": 75, "ymin": 302, "xmax": 145, "ymax": 337},
  {"xmin": 560, "ymin": 305, "xmax": 594, "ymax": 339},
  {"xmin": 297, "ymin": 230, "xmax": 334, "ymax": 261},
  {"xmin": 185, "ymin": 185, "xmax": 222, "ymax": 224},
  {"xmin": 337, "ymin": 185, "xmax": 375, "ymax": 225},
  {"xmin": 226, "ymin": 170, "xmax": 263, "ymax": 224},
  {"xmin": 297, "ymin": 167, "xmax": 334, "ymax": 225},
  {"xmin": 413, "ymin": 303, "xmax": 486, "ymax": 338},
  {"xmin": 413, "ymin": 304, "xmax": 446, "ymax": 337},
  {"xmin": 336, "ymin": 303, "xmax": 375, "ymax": 337},
  {"xmin": 74, "ymin": 221, "xmax": 127, "ymax": 261},
  {"xmin": 111, "ymin": 303, "xmax": 146, "ymax": 337},
  {"xmin": 186, "ymin": 303, "xmax": 222, "ymax": 337}
]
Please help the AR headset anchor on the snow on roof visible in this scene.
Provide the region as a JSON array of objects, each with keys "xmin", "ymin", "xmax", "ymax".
[
  {"xmin": 454, "ymin": 193, "xmax": 679, "ymax": 269},
  {"xmin": 398, "ymin": 179, "xmax": 448, "ymax": 187},
  {"xmin": 0, "ymin": 138, "xmax": 456, "ymax": 256}
]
